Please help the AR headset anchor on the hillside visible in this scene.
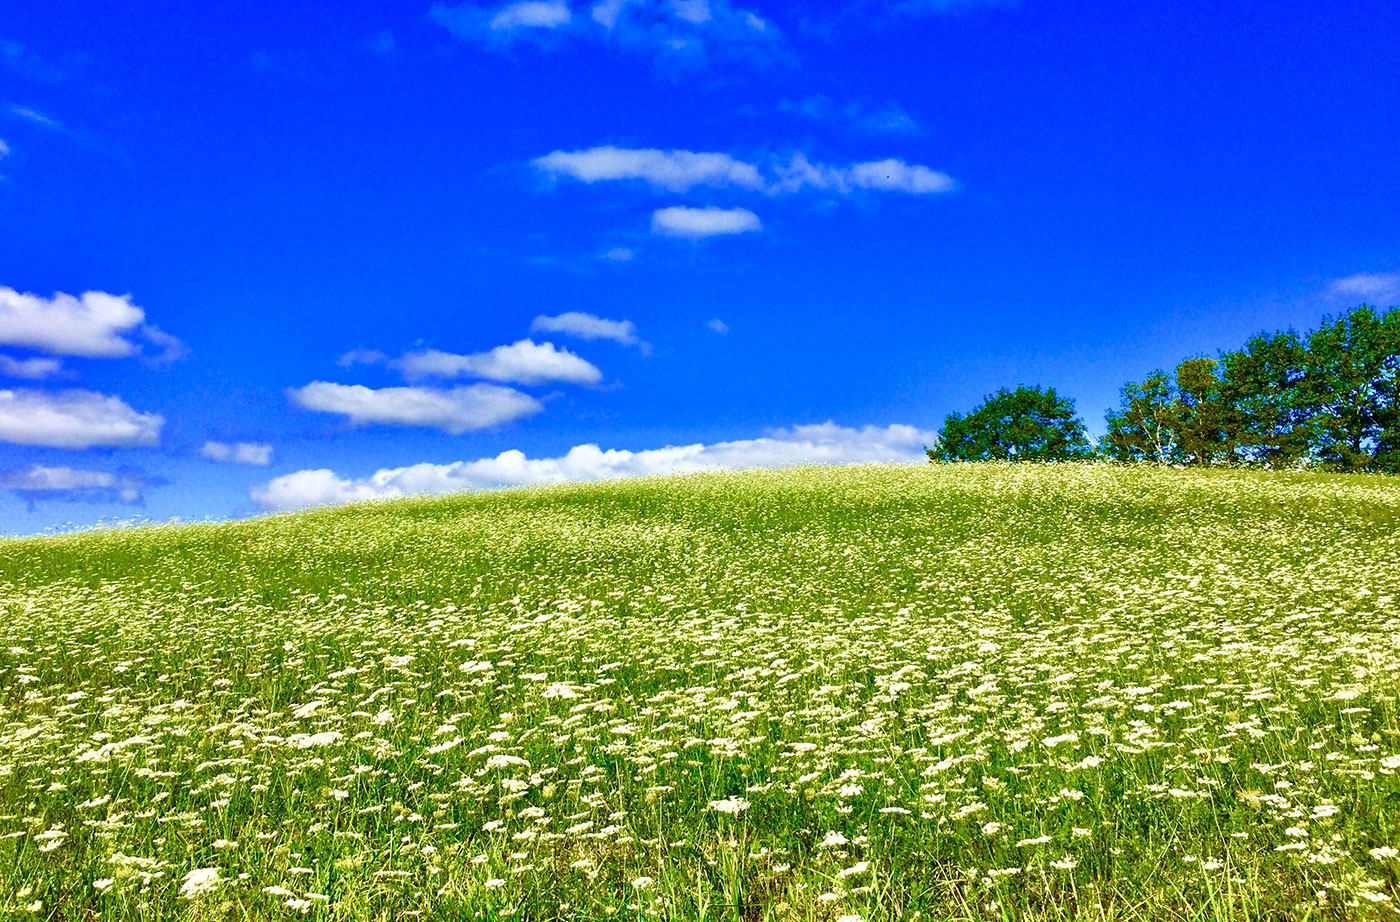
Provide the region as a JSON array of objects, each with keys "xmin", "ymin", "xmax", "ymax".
[{"xmin": 2, "ymin": 464, "xmax": 1399, "ymax": 920}]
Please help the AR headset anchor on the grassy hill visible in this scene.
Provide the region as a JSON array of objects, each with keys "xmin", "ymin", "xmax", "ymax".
[{"xmin": 2, "ymin": 463, "xmax": 1399, "ymax": 920}]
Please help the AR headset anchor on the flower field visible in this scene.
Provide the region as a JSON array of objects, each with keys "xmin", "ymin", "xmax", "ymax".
[{"xmin": 2, "ymin": 463, "xmax": 1399, "ymax": 920}]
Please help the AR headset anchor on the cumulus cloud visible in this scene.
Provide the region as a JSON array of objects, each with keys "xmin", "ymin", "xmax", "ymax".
[
  {"xmin": 0, "ymin": 353, "xmax": 64, "ymax": 379},
  {"xmin": 200, "ymin": 441, "xmax": 274, "ymax": 466},
  {"xmin": 534, "ymin": 147, "xmax": 764, "ymax": 192},
  {"xmin": 289, "ymin": 381, "xmax": 543, "ymax": 434},
  {"xmin": 0, "ymin": 465, "xmax": 152, "ymax": 505},
  {"xmin": 652, "ymin": 205, "xmax": 761, "ymax": 238},
  {"xmin": 0, "ymin": 287, "xmax": 185, "ymax": 361},
  {"xmin": 0, "ymin": 389, "xmax": 163, "ymax": 449},
  {"xmin": 1329, "ymin": 272, "xmax": 1400, "ymax": 305},
  {"xmin": 531, "ymin": 312, "xmax": 642, "ymax": 347},
  {"xmin": 251, "ymin": 422, "xmax": 937, "ymax": 509},
  {"xmin": 431, "ymin": 0, "xmax": 780, "ymax": 64},
  {"xmin": 398, "ymin": 339, "xmax": 603, "ymax": 386}
]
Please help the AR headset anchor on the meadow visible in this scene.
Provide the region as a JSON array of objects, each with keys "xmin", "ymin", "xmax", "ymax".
[{"xmin": 1, "ymin": 463, "xmax": 1398, "ymax": 921}]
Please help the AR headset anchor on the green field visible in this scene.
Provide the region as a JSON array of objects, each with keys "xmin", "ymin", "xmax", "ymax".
[{"xmin": 2, "ymin": 464, "xmax": 1399, "ymax": 920}]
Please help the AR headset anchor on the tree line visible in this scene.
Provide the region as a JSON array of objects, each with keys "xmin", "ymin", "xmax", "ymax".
[{"xmin": 929, "ymin": 304, "xmax": 1400, "ymax": 473}]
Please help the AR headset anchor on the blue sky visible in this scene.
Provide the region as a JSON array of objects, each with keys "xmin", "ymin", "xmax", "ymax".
[{"xmin": 1, "ymin": 0, "xmax": 1398, "ymax": 533}]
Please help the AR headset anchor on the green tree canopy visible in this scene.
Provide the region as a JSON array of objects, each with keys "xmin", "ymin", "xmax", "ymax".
[
  {"xmin": 929, "ymin": 385, "xmax": 1093, "ymax": 462},
  {"xmin": 1103, "ymin": 305, "xmax": 1400, "ymax": 472},
  {"xmin": 1301, "ymin": 305, "xmax": 1400, "ymax": 472}
]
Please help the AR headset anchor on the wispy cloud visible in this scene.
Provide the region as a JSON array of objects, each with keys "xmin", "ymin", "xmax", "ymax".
[
  {"xmin": 0, "ymin": 389, "xmax": 163, "ymax": 449},
  {"xmin": 706, "ymin": 318, "xmax": 729, "ymax": 334},
  {"xmin": 429, "ymin": 0, "xmax": 574, "ymax": 47},
  {"xmin": 652, "ymin": 205, "xmax": 761, "ymax": 238},
  {"xmin": 0, "ymin": 353, "xmax": 65, "ymax": 380},
  {"xmin": 0, "ymin": 465, "xmax": 153, "ymax": 505},
  {"xmin": 1328, "ymin": 272, "xmax": 1400, "ymax": 306},
  {"xmin": 430, "ymin": 0, "xmax": 782, "ymax": 66},
  {"xmin": 336, "ymin": 347, "xmax": 389, "ymax": 367},
  {"xmin": 779, "ymin": 96, "xmax": 921, "ymax": 134},
  {"xmin": 9, "ymin": 106, "xmax": 63, "ymax": 131},
  {"xmin": 534, "ymin": 147, "xmax": 765, "ymax": 192},
  {"xmin": 0, "ymin": 287, "xmax": 185, "ymax": 362},
  {"xmin": 533, "ymin": 146, "xmax": 954, "ymax": 197},
  {"xmin": 288, "ymin": 381, "xmax": 544, "ymax": 434},
  {"xmin": 200, "ymin": 441, "xmax": 274, "ymax": 466},
  {"xmin": 772, "ymin": 153, "xmax": 954, "ymax": 194},
  {"xmin": 531, "ymin": 312, "xmax": 643, "ymax": 348},
  {"xmin": 251, "ymin": 422, "xmax": 937, "ymax": 509},
  {"xmin": 1, "ymin": 41, "xmax": 76, "ymax": 84},
  {"xmin": 398, "ymin": 339, "xmax": 603, "ymax": 386}
]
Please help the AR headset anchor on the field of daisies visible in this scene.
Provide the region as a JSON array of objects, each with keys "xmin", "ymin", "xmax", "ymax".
[{"xmin": 2, "ymin": 463, "xmax": 1399, "ymax": 921}]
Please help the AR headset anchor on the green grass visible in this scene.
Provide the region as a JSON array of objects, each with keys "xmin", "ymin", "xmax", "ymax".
[{"xmin": 1, "ymin": 462, "xmax": 1399, "ymax": 921}]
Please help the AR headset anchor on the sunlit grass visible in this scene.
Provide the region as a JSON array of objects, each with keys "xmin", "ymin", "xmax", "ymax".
[{"xmin": 1, "ymin": 463, "xmax": 1398, "ymax": 920}]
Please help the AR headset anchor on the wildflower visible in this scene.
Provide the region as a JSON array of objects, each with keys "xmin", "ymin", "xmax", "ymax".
[
  {"xmin": 631, "ymin": 876, "xmax": 654, "ymax": 890},
  {"xmin": 179, "ymin": 867, "xmax": 222, "ymax": 899},
  {"xmin": 708, "ymin": 798, "xmax": 750, "ymax": 815},
  {"xmin": 1016, "ymin": 835, "xmax": 1052, "ymax": 847},
  {"xmin": 484, "ymin": 878, "xmax": 506, "ymax": 890},
  {"xmin": 93, "ymin": 878, "xmax": 115, "ymax": 891}
]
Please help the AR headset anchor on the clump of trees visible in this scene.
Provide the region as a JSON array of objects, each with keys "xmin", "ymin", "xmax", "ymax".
[{"xmin": 931, "ymin": 304, "xmax": 1400, "ymax": 473}]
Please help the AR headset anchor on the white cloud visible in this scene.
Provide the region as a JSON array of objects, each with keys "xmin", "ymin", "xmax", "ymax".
[
  {"xmin": 534, "ymin": 147, "xmax": 764, "ymax": 192},
  {"xmin": 652, "ymin": 205, "xmax": 761, "ymax": 238},
  {"xmin": 773, "ymin": 153, "xmax": 954, "ymax": 195},
  {"xmin": 706, "ymin": 318, "xmax": 729, "ymax": 334},
  {"xmin": 9, "ymin": 106, "xmax": 62, "ymax": 130},
  {"xmin": 251, "ymin": 422, "xmax": 937, "ymax": 509},
  {"xmin": 200, "ymin": 441, "xmax": 274, "ymax": 466},
  {"xmin": 0, "ymin": 287, "xmax": 185, "ymax": 361},
  {"xmin": 493, "ymin": 0, "xmax": 572, "ymax": 29},
  {"xmin": 0, "ymin": 353, "xmax": 64, "ymax": 379},
  {"xmin": 429, "ymin": 0, "xmax": 571, "ymax": 44},
  {"xmin": 600, "ymin": 246, "xmax": 635, "ymax": 262},
  {"xmin": 531, "ymin": 147, "xmax": 954, "ymax": 200},
  {"xmin": 0, "ymin": 465, "xmax": 150, "ymax": 504},
  {"xmin": 398, "ymin": 339, "xmax": 603, "ymax": 386},
  {"xmin": 0, "ymin": 389, "xmax": 163, "ymax": 449},
  {"xmin": 531, "ymin": 312, "xmax": 642, "ymax": 347},
  {"xmin": 0, "ymin": 138, "xmax": 9, "ymax": 159},
  {"xmin": 432, "ymin": 0, "xmax": 779, "ymax": 62},
  {"xmin": 289, "ymin": 381, "xmax": 543, "ymax": 434},
  {"xmin": 336, "ymin": 348, "xmax": 388, "ymax": 368},
  {"xmin": 1329, "ymin": 272, "xmax": 1400, "ymax": 305}
]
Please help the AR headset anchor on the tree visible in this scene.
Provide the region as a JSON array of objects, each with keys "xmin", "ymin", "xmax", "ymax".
[
  {"xmin": 1218, "ymin": 330, "xmax": 1310, "ymax": 467},
  {"xmin": 1172, "ymin": 357, "xmax": 1233, "ymax": 465},
  {"xmin": 929, "ymin": 385, "xmax": 1093, "ymax": 462},
  {"xmin": 1103, "ymin": 370, "xmax": 1178, "ymax": 463},
  {"xmin": 1301, "ymin": 305, "xmax": 1400, "ymax": 472}
]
